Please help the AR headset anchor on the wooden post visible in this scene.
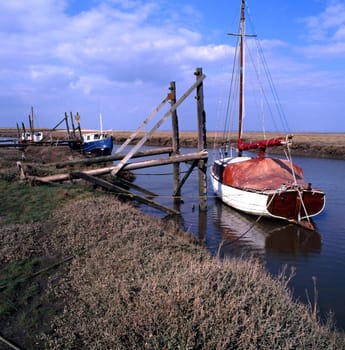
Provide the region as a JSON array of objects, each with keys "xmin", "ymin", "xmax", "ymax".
[
  {"xmin": 195, "ymin": 67, "xmax": 208, "ymax": 211},
  {"xmin": 170, "ymin": 81, "xmax": 181, "ymax": 203},
  {"xmin": 64, "ymin": 112, "xmax": 70, "ymax": 139},
  {"xmin": 21, "ymin": 122, "xmax": 26, "ymax": 138},
  {"xmin": 110, "ymin": 73, "xmax": 206, "ymax": 176},
  {"xmin": 16, "ymin": 123, "xmax": 20, "ymax": 140},
  {"xmin": 198, "ymin": 210, "xmax": 207, "ymax": 243},
  {"xmin": 70, "ymin": 112, "xmax": 76, "ymax": 137}
]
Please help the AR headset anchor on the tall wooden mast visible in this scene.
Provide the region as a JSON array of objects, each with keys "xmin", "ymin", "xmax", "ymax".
[{"xmin": 238, "ymin": 0, "xmax": 245, "ymax": 156}]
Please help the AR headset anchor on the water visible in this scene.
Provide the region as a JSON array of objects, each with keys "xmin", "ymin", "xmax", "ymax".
[{"xmin": 124, "ymin": 147, "xmax": 345, "ymax": 331}]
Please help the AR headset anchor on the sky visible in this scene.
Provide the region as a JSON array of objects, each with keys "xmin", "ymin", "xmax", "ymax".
[{"xmin": 1, "ymin": 0, "xmax": 345, "ymax": 133}]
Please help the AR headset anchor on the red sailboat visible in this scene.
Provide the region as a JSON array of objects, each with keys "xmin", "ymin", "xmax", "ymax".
[{"xmin": 210, "ymin": 0, "xmax": 325, "ymax": 230}]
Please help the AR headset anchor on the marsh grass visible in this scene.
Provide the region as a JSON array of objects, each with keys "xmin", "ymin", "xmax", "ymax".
[
  {"xmin": 0, "ymin": 179, "xmax": 95, "ymax": 224},
  {"xmin": 1, "ymin": 181, "xmax": 344, "ymax": 348},
  {"xmin": 39, "ymin": 197, "xmax": 344, "ymax": 350}
]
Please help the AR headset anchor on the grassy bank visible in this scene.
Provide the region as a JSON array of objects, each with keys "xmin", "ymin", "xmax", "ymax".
[{"xmin": 1, "ymin": 179, "xmax": 344, "ymax": 349}]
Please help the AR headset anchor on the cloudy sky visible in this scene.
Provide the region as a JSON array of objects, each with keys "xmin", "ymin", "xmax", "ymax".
[{"xmin": 1, "ymin": 0, "xmax": 345, "ymax": 133}]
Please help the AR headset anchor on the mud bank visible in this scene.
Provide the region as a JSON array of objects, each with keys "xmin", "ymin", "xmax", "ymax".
[{"xmin": 1, "ymin": 128, "xmax": 344, "ymax": 159}]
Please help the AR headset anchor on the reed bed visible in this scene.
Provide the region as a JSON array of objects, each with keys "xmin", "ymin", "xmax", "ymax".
[
  {"xmin": 1, "ymin": 144, "xmax": 345, "ymax": 348},
  {"xmin": 18, "ymin": 196, "xmax": 342, "ymax": 349}
]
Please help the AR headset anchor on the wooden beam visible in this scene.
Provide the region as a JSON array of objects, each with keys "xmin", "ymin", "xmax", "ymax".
[
  {"xmin": 120, "ymin": 151, "xmax": 208, "ymax": 171},
  {"xmin": 110, "ymin": 73, "xmax": 206, "ymax": 176},
  {"xmin": 116, "ymin": 177, "xmax": 157, "ymax": 198},
  {"xmin": 55, "ymin": 147, "xmax": 173, "ymax": 168},
  {"xmin": 71, "ymin": 172, "xmax": 179, "ymax": 215},
  {"xmin": 115, "ymin": 95, "xmax": 170, "ymax": 154},
  {"xmin": 30, "ymin": 150, "xmax": 208, "ymax": 183}
]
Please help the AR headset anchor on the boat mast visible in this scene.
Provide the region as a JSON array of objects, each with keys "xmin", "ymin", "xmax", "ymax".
[
  {"xmin": 99, "ymin": 112, "xmax": 103, "ymax": 135},
  {"xmin": 238, "ymin": 0, "xmax": 245, "ymax": 156}
]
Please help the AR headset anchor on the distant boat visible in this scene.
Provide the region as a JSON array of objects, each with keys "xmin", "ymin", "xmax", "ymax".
[
  {"xmin": 81, "ymin": 113, "xmax": 113, "ymax": 155},
  {"xmin": 20, "ymin": 131, "xmax": 44, "ymax": 143},
  {"xmin": 210, "ymin": 0, "xmax": 325, "ymax": 230},
  {"xmin": 18, "ymin": 106, "xmax": 44, "ymax": 144},
  {"xmin": 82, "ymin": 132, "xmax": 113, "ymax": 156}
]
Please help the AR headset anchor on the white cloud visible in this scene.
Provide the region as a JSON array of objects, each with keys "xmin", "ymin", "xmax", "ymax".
[
  {"xmin": 302, "ymin": 1, "xmax": 345, "ymax": 43},
  {"xmin": 0, "ymin": 0, "xmax": 229, "ymax": 130},
  {"xmin": 1, "ymin": 0, "xmax": 345, "ymax": 133},
  {"xmin": 298, "ymin": 1, "xmax": 345, "ymax": 59}
]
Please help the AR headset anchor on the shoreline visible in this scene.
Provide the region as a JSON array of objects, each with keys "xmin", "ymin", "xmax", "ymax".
[
  {"xmin": 1, "ymin": 132, "xmax": 345, "ymax": 347},
  {"xmin": 1, "ymin": 128, "xmax": 344, "ymax": 160},
  {"xmin": 1, "ymin": 187, "xmax": 344, "ymax": 348}
]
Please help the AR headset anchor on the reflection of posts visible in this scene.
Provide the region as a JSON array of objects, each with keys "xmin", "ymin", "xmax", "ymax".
[{"xmin": 198, "ymin": 210, "xmax": 207, "ymax": 243}]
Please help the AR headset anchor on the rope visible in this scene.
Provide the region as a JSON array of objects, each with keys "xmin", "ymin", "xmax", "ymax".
[
  {"xmin": 214, "ymin": 189, "xmax": 279, "ymax": 254},
  {"xmin": 282, "ymin": 136, "xmax": 313, "ymax": 225},
  {"xmin": 297, "ymin": 187, "xmax": 312, "ymax": 225},
  {"xmin": 216, "ymin": 213, "xmax": 264, "ymax": 256},
  {"xmin": 283, "ymin": 135, "xmax": 298, "ymax": 185}
]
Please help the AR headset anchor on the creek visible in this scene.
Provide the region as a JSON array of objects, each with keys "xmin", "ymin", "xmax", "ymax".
[{"xmin": 130, "ymin": 146, "xmax": 345, "ymax": 331}]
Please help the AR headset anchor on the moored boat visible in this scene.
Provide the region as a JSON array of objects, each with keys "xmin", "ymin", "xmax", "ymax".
[
  {"xmin": 210, "ymin": 0, "xmax": 325, "ymax": 230},
  {"xmin": 82, "ymin": 132, "xmax": 113, "ymax": 155},
  {"xmin": 79, "ymin": 113, "xmax": 113, "ymax": 156}
]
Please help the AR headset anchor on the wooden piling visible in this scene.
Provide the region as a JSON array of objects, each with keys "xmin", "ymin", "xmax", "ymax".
[
  {"xmin": 170, "ymin": 81, "xmax": 181, "ymax": 201},
  {"xmin": 195, "ymin": 67, "xmax": 208, "ymax": 211},
  {"xmin": 21, "ymin": 69, "xmax": 208, "ymax": 217}
]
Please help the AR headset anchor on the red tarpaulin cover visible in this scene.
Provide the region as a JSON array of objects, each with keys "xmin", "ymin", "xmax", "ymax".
[{"xmin": 222, "ymin": 157, "xmax": 309, "ymax": 190}]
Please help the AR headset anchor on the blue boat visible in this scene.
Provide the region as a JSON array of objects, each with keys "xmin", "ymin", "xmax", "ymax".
[{"xmin": 82, "ymin": 132, "xmax": 113, "ymax": 156}]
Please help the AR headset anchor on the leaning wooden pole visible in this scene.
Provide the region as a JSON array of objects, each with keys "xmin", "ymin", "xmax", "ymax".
[
  {"xmin": 195, "ymin": 67, "xmax": 208, "ymax": 211},
  {"xmin": 27, "ymin": 151, "xmax": 208, "ymax": 183},
  {"xmin": 71, "ymin": 172, "xmax": 179, "ymax": 215},
  {"xmin": 115, "ymin": 95, "xmax": 169, "ymax": 154},
  {"xmin": 110, "ymin": 73, "xmax": 206, "ymax": 176}
]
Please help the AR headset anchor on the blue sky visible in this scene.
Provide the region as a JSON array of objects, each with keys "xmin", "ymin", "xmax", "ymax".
[{"xmin": 0, "ymin": 0, "xmax": 344, "ymax": 133}]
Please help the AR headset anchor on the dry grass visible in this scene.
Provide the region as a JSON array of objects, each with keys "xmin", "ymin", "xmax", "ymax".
[
  {"xmin": 2, "ymin": 196, "xmax": 335, "ymax": 349},
  {"xmin": 1, "ymin": 194, "xmax": 344, "ymax": 348},
  {"xmin": 1, "ymin": 141, "xmax": 345, "ymax": 348}
]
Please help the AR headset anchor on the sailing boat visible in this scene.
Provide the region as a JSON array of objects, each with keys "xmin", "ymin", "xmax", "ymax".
[{"xmin": 210, "ymin": 0, "xmax": 325, "ymax": 230}]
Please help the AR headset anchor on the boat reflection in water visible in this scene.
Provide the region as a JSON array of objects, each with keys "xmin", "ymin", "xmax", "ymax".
[{"xmin": 211, "ymin": 199, "xmax": 322, "ymax": 258}]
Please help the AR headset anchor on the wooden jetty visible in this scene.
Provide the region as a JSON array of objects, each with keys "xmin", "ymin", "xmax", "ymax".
[{"xmin": 22, "ymin": 68, "xmax": 208, "ymax": 215}]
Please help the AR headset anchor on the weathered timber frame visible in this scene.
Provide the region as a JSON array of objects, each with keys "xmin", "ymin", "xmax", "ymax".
[{"xmin": 28, "ymin": 68, "xmax": 208, "ymax": 215}]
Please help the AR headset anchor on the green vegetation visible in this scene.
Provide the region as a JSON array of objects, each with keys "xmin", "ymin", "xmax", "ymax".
[
  {"xmin": 0, "ymin": 179, "xmax": 95, "ymax": 224},
  {"xmin": 0, "ymin": 258, "xmax": 41, "ymax": 316}
]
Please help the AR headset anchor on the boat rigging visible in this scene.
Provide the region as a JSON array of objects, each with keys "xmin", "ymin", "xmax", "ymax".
[{"xmin": 210, "ymin": 0, "xmax": 325, "ymax": 230}]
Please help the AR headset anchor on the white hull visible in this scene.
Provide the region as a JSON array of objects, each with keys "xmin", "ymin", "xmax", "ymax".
[
  {"xmin": 210, "ymin": 156, "xmax": 325, "ymax": 227},
  {"xmin": 211, "ymin": 173, "xmax": 271, "ymax": 217}
]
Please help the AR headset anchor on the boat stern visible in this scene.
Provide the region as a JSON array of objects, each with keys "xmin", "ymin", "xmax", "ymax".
[{"xmin": 267, "ymin": 187, "xmax": 325, "ymax": 227}]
